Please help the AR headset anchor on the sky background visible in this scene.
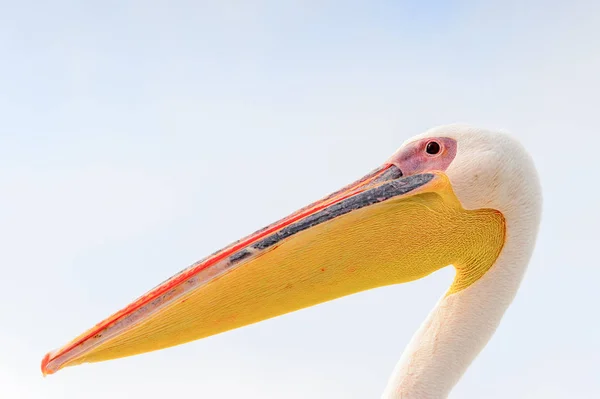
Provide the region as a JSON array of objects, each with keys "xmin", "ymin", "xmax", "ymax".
[{"xmin": 1, "ymin": 1, "xmax": 599, "ymax": 398}]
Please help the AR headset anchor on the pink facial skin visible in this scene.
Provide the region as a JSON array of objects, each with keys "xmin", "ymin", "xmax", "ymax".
[{"xmin": 387, "ymin": 137, "xmax": 457, "ymax": 176}]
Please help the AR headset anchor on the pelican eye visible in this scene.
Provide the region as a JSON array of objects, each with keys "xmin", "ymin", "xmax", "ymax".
[{"xmin": 425, "ymin": 141, "xmax": 441, "ymax": 155}]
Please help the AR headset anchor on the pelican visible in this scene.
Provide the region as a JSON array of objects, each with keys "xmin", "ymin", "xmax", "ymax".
[{"xmin": 41, "ymin": 124, "xmax": 542, "ymax": 398}]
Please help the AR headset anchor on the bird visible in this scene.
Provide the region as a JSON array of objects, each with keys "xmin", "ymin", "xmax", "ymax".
[{"xmin": 41, "ymin": 124, "xmax": 542, "ymax": 398}]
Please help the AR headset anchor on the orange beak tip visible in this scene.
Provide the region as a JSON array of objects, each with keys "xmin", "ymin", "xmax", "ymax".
[{"xmin": 41, "ymin": 352, "xmax": 53, "ymax": 377}]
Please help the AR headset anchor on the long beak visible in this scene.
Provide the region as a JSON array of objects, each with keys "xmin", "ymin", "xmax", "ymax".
[{"xmin": 42, "ymin": 165, "xmax": 505, "ymax": 375}]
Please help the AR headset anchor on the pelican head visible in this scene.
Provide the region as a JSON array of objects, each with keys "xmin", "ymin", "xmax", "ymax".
[
  {"xmin": 392, "ymin": 124, "xmax": 541, "ymax": 213},
  {"xmin": 42, "ymin": 124, "xmax": 542, "ymax": 398}
]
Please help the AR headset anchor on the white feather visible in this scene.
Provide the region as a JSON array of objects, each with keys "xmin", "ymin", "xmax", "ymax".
[{"xmin": 382, "ymin": 125, "xmax": 543, "ymax": 398}]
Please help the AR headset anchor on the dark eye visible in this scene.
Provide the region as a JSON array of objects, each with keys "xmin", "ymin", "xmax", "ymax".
[{"xmin": 425, "ymin": 141, "xmax": 441, "ymax": 155}]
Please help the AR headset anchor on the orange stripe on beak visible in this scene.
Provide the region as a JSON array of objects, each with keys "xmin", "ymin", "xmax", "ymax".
[{"xmin": 42, "ymin": 163, "xmax": 400, "ymax": 375}]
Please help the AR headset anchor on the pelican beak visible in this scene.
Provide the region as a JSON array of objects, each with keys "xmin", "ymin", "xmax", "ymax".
[{"xmin": 42, "ymin": 165, "xmax": 505, "ymax": 376}]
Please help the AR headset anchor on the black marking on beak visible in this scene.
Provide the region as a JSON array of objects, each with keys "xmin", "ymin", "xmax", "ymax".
[
  {"xmin": 252, "ymin": 173, "xmax": 432, "ymax": 251},
  {"xmin": 372, "ymin": 164, "xmax": 403, "ymax": 183}
]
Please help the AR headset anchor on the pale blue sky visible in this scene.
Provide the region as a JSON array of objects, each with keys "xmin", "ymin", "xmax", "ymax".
[{"xmin": 1, "ymin": 1, "xmax": 599, "ymax": 398}]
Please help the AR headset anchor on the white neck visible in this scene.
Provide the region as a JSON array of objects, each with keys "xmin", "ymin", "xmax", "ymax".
[{"xmin": 382, "ymin": 185, "xmax": 542, "ymax": 398}]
